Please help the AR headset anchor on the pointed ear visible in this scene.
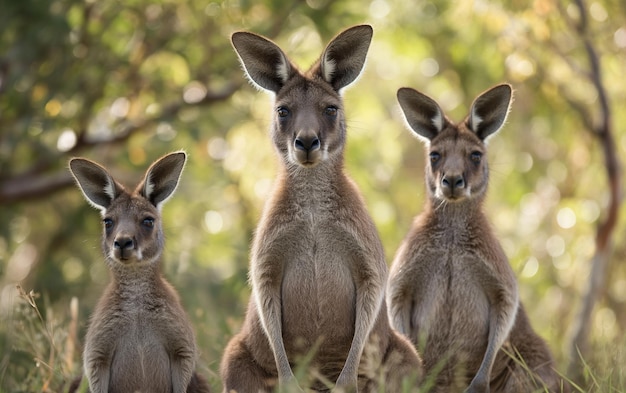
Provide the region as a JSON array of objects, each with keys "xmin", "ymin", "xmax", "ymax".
[
  {"xmin": 139, "ymin": 151, "xmax": 186, "ymax": 210},
  {"xmin": 319, "ymin": 24, "xmax": 373, "ymax": 92},
  {"xmin": 231, "ymin": 31, "xmax": 294, "ymax": 93},
  {"xmin": 69, "ymin": 158, "xmax": 119, "ymax": 212},
  {"xmin": 396, "ymin": 87, "xmax": 445, "ymax": 141},
  {"xmin": 468, "ymin": 84, "xmax": 513, "ymax": 141}
]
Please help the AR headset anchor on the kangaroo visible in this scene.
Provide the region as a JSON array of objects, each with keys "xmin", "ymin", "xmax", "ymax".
[
  {"xmin": 387, "ymin": 84, "xmax": 569, "ymax": 393},
  {"xmin": 220, "ymin": 25, "xmax": 422, "ymax": 392},
  {"xmin": 68, "ymin": 152, "xmax": 210, "ymax": 393}
]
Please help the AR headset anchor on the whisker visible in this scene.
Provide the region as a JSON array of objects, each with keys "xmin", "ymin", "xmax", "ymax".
[{"xmin": 434, "ymin": 198, "xmax": 448, "ymax": 212}]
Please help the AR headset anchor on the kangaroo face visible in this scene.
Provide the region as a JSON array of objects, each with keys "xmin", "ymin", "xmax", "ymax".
[
  {"xmin": 427, "ymin": 127, "xmax": 488, "ymax": 202},
  {"xmin": 273, "ymin": 78, "xmax": 344, "ymax": 167},
  {"xmin": 69, "ymin": 151, "xmax": 186, "ymax": 270},
  {"xmin": 102, "ymin": 194, "xmax": 163, "ymax": 266},
  {"xmin": 231, "ymin": 25, "xmax": 372, "ymax": 169},
  {"xmin": 397, "ymin": 84, "xmax": 512, "ymax": 203}
]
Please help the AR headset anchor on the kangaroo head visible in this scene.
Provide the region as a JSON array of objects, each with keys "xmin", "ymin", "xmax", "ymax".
[
  {"xmin": 69, "ymin": 152, "xmax": 186, "ymax": 269},
  {"xmin": 397, "ymin": 84, "xmax": 512, "ymax": 203},
  {"xmin": 231, "ymin": 25, "xmax": 373, "ymax": 168}
]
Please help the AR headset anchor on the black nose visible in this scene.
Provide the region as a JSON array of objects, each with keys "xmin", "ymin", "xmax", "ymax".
[
  {"xmin": 441, "ymin": 174, "xmax": 465, "ymax": 190},
  {"xmin": 114, "ymin": 237, "xmax": 134, "ymax": 250},
  {"xmin": 294, "ymin": 136, "xmax": 321, "ymax": 152}
]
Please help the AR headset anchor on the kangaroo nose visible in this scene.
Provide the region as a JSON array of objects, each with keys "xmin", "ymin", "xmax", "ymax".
[
  {"xmin": 442, "ymin": 174, "xmax": 465, "ymax": 190},
  {"xmin": 294, "ymin": 136, "xmax": 321, "ymax": 152},
  {"xmin": 114, "ymin": 237, "xmax": 134, "ymax": 250}
]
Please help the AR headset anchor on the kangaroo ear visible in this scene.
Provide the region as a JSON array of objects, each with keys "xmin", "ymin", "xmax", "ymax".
[
  {"xmin": 468, "ymin": 84, "xmax": 513, "ymax": 141},
  {"xmin": 69, "ymin": 158, "xmax": 119, "ymax": 212},
  {"xmin": 139, "ymin": 151, "xmax": 186, "ymax": 210},
  {"xmin": 231, "ymin": 31, "xmax": 294, "ymax": 93},
  {"xmin": 397, "ymin": 87, "xmax": 445, "ymax": 141},
  {"xmin": 319, "ymin": 24, "xmax": 373, "ymax": 93}
]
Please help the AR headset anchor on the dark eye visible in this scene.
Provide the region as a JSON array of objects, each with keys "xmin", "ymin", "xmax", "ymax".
[
  {"xmin": 277, "ymin": 107, "xmax": 290, "ymax": 118},
  {"xmin": 103, "ymin": 218, "xmax": 113, "ymax": 229},
  {"xmin": 470, "ymin": 151, "xmax": 482, "ymax": 163},
  {"xmin": 324, "ymin": 106, "xmax": 338, "ymax": 117},
  {"xmin": 142, "ymin": 217, "xmax": 155, "ymax": 228},
  {"xmin": 429, "ymin": 152, "xmax": 441, "ymax": 164}
]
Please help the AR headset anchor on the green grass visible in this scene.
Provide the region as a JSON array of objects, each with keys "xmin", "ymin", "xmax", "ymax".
[
  {"xmin": 1, "ymin": 286, "xmax": 624, "ymax": 392},
  {"xmin": 1, "ymin": 286, "xmax": 81, "ymax": 392}
]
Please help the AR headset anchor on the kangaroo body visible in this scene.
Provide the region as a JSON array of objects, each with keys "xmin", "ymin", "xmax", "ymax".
[
  {"xmin": 220, "ymin": 25, "xmax": 422, "ymax": 392},
  {"xmin": 84, "ymin": 264, "xmax": 197, "ymax": 393},
  {"xmin": 388, "ymin": 85, "xmax": 568, "ymax": 393},
  {"xmin": 69, "ymin": 152, "xmax": 210, "ymax": 393}
]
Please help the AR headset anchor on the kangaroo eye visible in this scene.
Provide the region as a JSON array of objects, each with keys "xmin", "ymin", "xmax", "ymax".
[
  {"xmin": 103, "ymin": 218, "xmax": 114, "ymax": 229},
  {"xmin": 277, "ymin": 107, "xmax": 290, "ymax": 118},
  {"xmin": 324, "ymin": 106, "xmax": 338, "ymax": 117},
  {"xmin": 471, "ymin": 151, "xmax": 482, "ymax": 163},
  {"xmin": 142, "ymin": 218, "xmax": 155, "ymax": 228},
  {"xmin": 429, "ymin": 152, "xmax": 441, "ymax": 164}
]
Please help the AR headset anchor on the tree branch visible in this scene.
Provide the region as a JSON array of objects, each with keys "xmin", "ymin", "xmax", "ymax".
[
  {"xmin": 564, "ymin": 0, "xmax": 622, "ymax": 383},
  {"xmin": 0, "ymin": 83, "xmax": 240, "ymax": 205}
]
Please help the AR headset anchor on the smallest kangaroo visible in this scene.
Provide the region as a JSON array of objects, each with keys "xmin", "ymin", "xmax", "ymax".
[
  {"xmin": 69, "ymin": 151, "xmax": 209, "ymax": 393},
  {"xmin": 388, "ymin": 85, "xmax": 568, "ymax": 393}
]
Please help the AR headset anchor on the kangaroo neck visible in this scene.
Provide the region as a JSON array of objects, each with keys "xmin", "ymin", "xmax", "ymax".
[
  {"xmin": 425, "ymin": 196, "xmax": 485, "ymax": 229},
  {"xmin": 110, "ymin": 260, "xmax": 162, "ymax": 293},
  {"xmin": 278, "ymin": 157, "xmax": 345, "ymax": 193}
]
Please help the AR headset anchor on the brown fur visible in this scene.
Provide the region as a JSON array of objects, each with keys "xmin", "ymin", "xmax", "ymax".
[
  {"xmin": 387, "ymin": 85, "xmax": 569, "ymax": 393},
  {"xmin": 221, "ymin": 25, "xmax": 422, "ymax": 392},
  {"xmin": 69, "ymin": 152, "xmax": 210, "ymax": 393}
]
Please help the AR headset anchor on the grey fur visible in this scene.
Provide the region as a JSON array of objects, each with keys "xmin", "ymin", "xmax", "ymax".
[
  {"xmin": 221, "ymin": 25, "xmax": 423, "ymax": 392},
  {"xmin": 389, "ymin": 85, "xmax": 568, "ymax": 393},
  {"xmin": 69, "ymin": 152, "xmax": 209, "ymax": 393}
]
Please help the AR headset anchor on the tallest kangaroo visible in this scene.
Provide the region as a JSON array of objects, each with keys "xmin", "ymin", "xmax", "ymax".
[{"xmin": 220, "ymin": 25, "xmax": 422, "ymax": 392}]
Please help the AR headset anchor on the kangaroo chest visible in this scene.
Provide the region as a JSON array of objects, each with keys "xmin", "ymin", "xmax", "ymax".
[
  {"xmin": 104, "ymin": 286, "xmax": 174, "ymax": 391},
  {"xmin": 278, "ymin": 196, "xmax": 358, "ymax": 356},
  {"xmin": 412, "ymin": 225, "xmax": 491, "ymax": 364}
]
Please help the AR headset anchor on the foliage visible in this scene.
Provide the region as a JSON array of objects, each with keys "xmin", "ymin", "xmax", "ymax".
[{"xmin": 0, "ymin": 0, "xmax": 625, "ymax": 391}]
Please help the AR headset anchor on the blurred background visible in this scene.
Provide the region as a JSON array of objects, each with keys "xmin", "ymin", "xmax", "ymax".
[{"xmin": 1, "ymin": 0, "xmax": 624, "ymax": 391}]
